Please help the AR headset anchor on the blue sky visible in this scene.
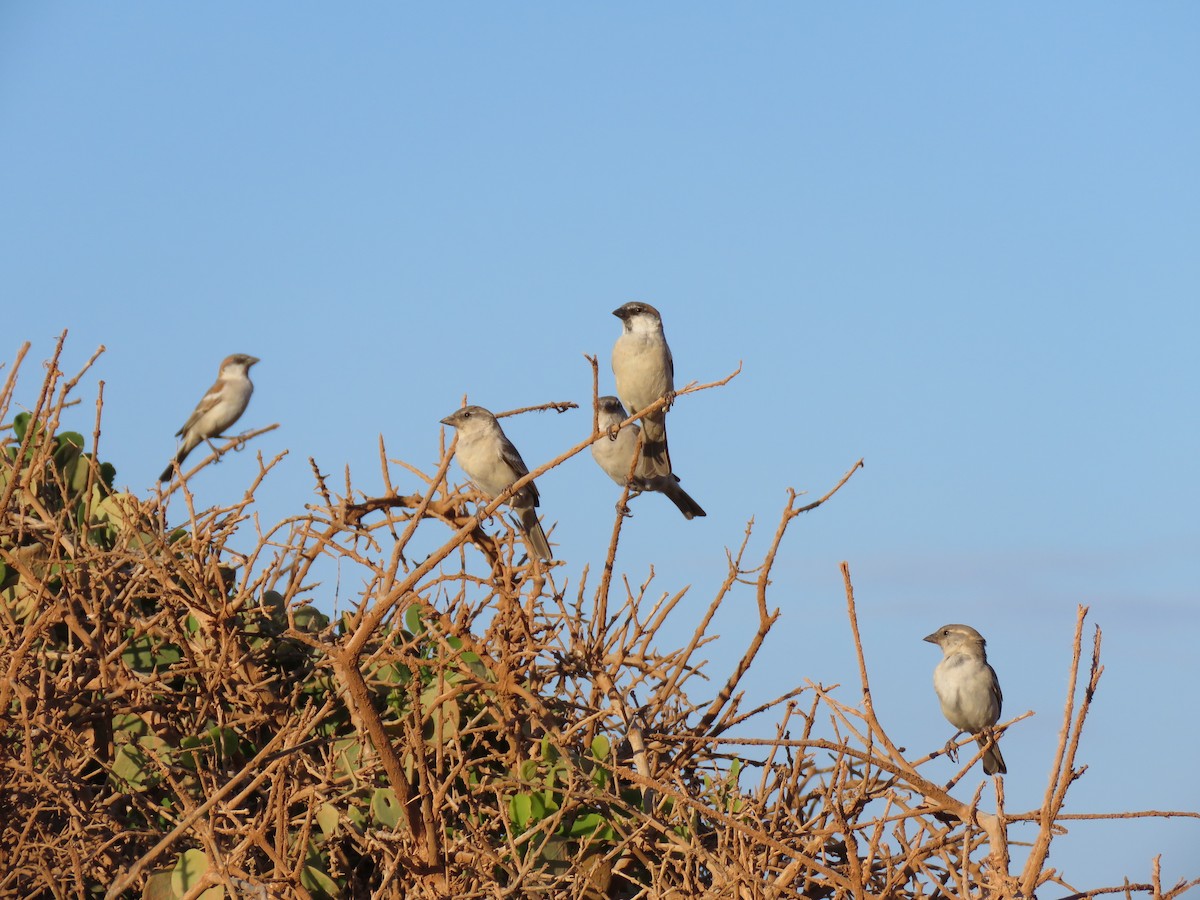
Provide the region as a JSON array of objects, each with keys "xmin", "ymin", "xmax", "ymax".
[{"xmin": 4, "ymin": 4, "xmax": 1198, "ymax": 887}]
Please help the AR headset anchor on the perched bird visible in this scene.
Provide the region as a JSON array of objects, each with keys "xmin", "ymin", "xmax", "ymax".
[
  {"xmin": 611, "ymin": 301, "xmax": 675, "ymax": 481},
  {"xmin": 592, "ymin": 395, "xmax": 705, "ymax": 520},
  {"xmin": 440, "ymin": 405, "xmax": 552, "ymax": 561},
  {"xmin": 159, "ymin": 354, "xmax": 259, "ymax": 482},
  {"xmin": 924, "ymin": 623, "xmax": 1007, "ymax": 775}
]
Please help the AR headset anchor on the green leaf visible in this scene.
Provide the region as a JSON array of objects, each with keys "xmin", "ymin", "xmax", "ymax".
[
  {"xmin": 1, "ymin": 583, "xmax": 36, "ymax": 623},
  {"xmin": 345, "ymin": 805, "xmax": 367, "ymax": 830},
  {"xmin": 420, "ymin": 688, "xmax": 460, "ymax": 740},
  {"xmin": 375, "ymin": 661, "xmax": 409, "ymax": 685},
  {"xmin": 589, "ymin": 765, "xmax": 609, "ymax": 790},
  {"xmin": 460, "ymin": 648, "xmax": 491, "ymax": 680},
  {"xmin": 112, "ymin": 742, "xmax": 154, "ymax": 792},
  {"xmin": 112, "ymin": 713, "xmax": 148, "ymax": 737},
  {"xmin": 510, "ymin": 792, "xmax": 533, "ymax": 828},
  {"xmin": 404, "ymin": 603, "xmax": 423, "ymax": 636},
  {"xmin": 300, "ymin": 863, "xmax": 340, "ymax": 898},
  {"xmin": 529, "ymin": 791, "xmax": 547, "ymax": 820},
  {"xmin": 122, "ymin": 634, "xmax": 183, "ymax": 671},
  {"xmin": 170, "ymin": 849, "xmax": 211, "ymax": 894},
  {"xmin": 64, "ymin": 457, "xmax": 90, "ymax": 493},
  {"xmin": 316, "ymin": 802, "xmax": 340, "ymax": 839},
  {"xmin": 293, "ymin": 603, "xmax": 329, "ymax": 633},
  {"xmin": 370, "ymin": 788, "xmax": 402, "ymax": 830},
  {"xmin": 331, "ymin": 737, "xmax": 363, "ymax": 779},
  {"xmin": 261, "ymin": 590, "xmax": 285, "ymax": 618},
  {"xmin": 545, "ymin": 758, "xmax": 569, "ymax": 791},
  {"xmin": 140, "ymin": 869, "xmax": 176, "ymax": 900},
  {"xmin": 568, "ymin": 812, "xmax": 606, "ymax": 838},
  {"xmin": 178, "ymin": 726, "xmax": 243, "ymax": 770},
  {"xmin": 56, "ymin": 431, "xmax": 85, "ymax": 451},
  {"xmin": 590, "ymin": 734, "xmax": 611, "ymax": 761}
]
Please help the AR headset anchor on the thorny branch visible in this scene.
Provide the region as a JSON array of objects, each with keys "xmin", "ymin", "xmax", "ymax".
[{"xmin": 1, "ymin": 342, "xmax": 1195, "ymax": 899}]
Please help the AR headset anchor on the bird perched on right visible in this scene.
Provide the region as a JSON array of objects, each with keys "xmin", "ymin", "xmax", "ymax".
[
  {"xmin": 611, "ymin": 301, "xmax": 678, "ymax": 483},
  {"xmin": 592, "ymin": 395, "xmax": 705, "ymax": 519},
  {"xmin": 924, "ymin": 623, "xmax": 1007, "ymax": 775},
  {"xmin": 159, "ymin": 353, "xmax": 260, "ymax": 482},
  {"xmin": 440, "ymin": 405, "xmax": 553, "ymax": 561}
]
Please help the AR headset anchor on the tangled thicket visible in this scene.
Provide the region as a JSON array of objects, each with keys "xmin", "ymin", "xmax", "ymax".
[{"xmin": 1, "ymin": 339, "xmax": 1196, "ymax": 900}]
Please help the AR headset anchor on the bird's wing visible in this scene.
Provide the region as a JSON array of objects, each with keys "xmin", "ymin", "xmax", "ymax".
[
  {"xmin": 498, "ymin": 436, "xmax": 538, "ymax": 507},
  {"xmin": 988, "ymin": 663, "xmax": 1003, "ymax": 712},
  {"xmin": 177, "ymin": 380, "xmax": 224, "ymax": 436}
]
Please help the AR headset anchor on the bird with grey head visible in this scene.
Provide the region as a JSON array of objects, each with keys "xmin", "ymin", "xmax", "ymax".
[
  {"xmin": 924, "ymin": 623, "xmax": 1007, "ymax": 775},
  {"xmin": 611, "ymin": 301, "xmax": 681, "ymax": 485},
  {"xmin": 160, "ymin": 353, "xmax": 260, "ymax": 482},
  {"xmin": 439, "ymin": 405, "xmax": 552, "ymax": 561},
  {"xmin": 592, "ymin": 395, "xmax": 705, "ymax": 520}
]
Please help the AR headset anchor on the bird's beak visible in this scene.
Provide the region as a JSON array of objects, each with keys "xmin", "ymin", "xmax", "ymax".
[
  {"xmin": 439, "ymin": 415, "xmax": 455, "ymax": 427},
  {"xmin": 247, "ymin": 356, "xmax": 261, "ymax": 367},
  {"xmin": 612, "ymin": 307, "xmax": 624, "ymax": 319},
  {"xmin": 923, "ymin": 631, "xmax": 940, "ymax": 645}
]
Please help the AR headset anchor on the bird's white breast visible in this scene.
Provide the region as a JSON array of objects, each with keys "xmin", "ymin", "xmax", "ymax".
[
  {"xmin": 933, "ymin": 653, "xmax": 999, "ymax": 732},
  {"xmin": 613, "ymin": 333, "xmax": 672, "ymax": 409}
]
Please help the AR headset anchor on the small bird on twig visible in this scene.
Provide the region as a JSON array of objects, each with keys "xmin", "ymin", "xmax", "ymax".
[
  {"xmin": 611, "ymin": 301, "xmax": 681, "ymax": 484},
  {"xmin": 924, "ymin": 623, "xmax": 1007, "ymax": 775},
  {"xmin": 159, "ymin": 354, "xmax": 260, "ymax": 482},
  {"xmin": 591, "ymin": 395, "xmax": 705, "ymax": 520},
  {"xmin": 440, "ymin": 405, "xmax": 553, "ymax": 561}
]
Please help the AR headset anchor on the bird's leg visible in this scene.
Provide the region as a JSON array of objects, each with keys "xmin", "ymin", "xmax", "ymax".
[
  {"xmin": 606, "ymin": 423, "xmax": 621, "ymax": 440},
  {"xmin": 204, "ymin": 437, "xmax": 222, "ymax": 460},
  {"xmin": 663, "ymin": 389, "xmax": 676, "ymax": 411},
  {"xmin": 943, "ymin": 731, "xmax": 964, "ymax": 763},
  {"xmin": 616, "ymin": 487, "xmax": 642, "ymax": 518},
  {"xmin": 214, "ymin": 431, "xmax": 252, "ymax": 451}
]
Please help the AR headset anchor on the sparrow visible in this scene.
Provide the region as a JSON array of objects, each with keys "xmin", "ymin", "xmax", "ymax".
[
  {"xmin": 611, "ymin": 301, "xmax": 676, "ymax": 482},
  {"xmin": 592, "ymin": 395, "xmax": 705, "ymax": 519},
  {"xmin": 159, "ymin": 354, "xmax": 260, "ymax": 482},
  {"xmin": 924, "ymin": 623, "xmax": 1007, "ymax": 775},
  {"xmin": 440, "ymin": 405, "xmax": 553, "ymax": 561}
]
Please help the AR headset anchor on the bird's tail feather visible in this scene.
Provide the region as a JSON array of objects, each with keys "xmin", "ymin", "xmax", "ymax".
[
  {"xmin": 661, "ymin": 478, "xmax": 706, "ymax": 520},
  {"xmin": 639, "ymin": 410, "xmax": 667, "ymax": 446},
  {"xmin": 159, "ymin": 440, "xmax": 197, "ymax": 483},
  {"xmin": 517, "ymin": 508, "xmax": 553, "ymax": 561},
  {"xmin": 634, "ymin": 416, "xmax": 672, "ymax": 482},
  {"xmin": 978, "ymin": 736, "xmax": 1007, "ymax": 775}
]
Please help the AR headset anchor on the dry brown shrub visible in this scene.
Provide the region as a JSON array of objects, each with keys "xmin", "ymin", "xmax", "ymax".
[{"xmin": 1, "ymin": 338, "xmax": 1196, "ymax": 900}]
